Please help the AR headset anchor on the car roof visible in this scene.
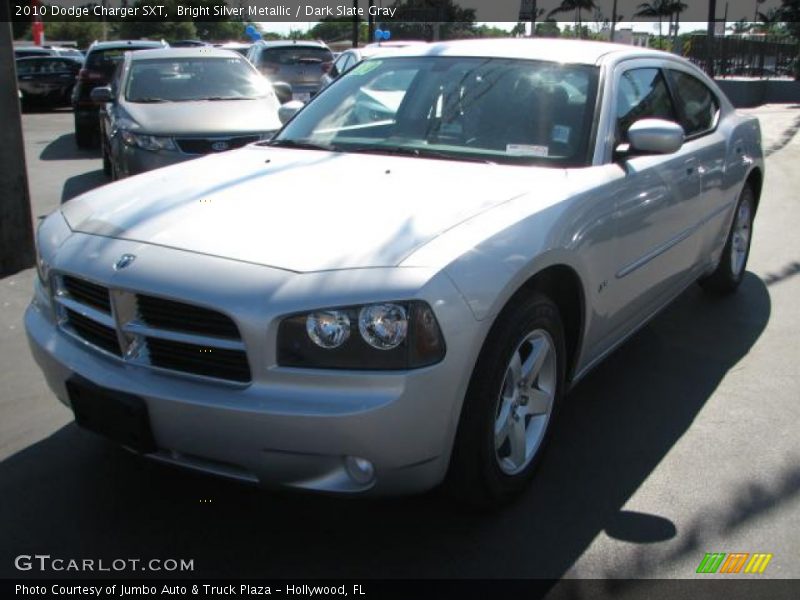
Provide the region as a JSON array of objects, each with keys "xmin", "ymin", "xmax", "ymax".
[
  {"xmin": 363, "ymin": 41, "xmax": 427, "ymax": 49},
  {"xmin": 16, "ymin": 55, "xmax": 83, "ymax": 63},
  {"xmin": 128, "ymin": 47, "xmax": 245, "ymax": 61},
  {"xmin": 253, "ymin": 40, "xmax": 329, "ymax": 49},
  {"xmin": 88, "ymin": 39, "xmax": 166, "ymax": 52},
  {"xmin": 380, "ymin": 38, "xmax": 672, "ymax": 66}
]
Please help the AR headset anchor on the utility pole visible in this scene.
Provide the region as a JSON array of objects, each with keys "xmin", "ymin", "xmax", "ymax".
[
  {"xmin": 368, "ymin": 0, "xmax": 375, "ymax": 42},
  {"xmin": 610, "ymin": 0, "xmax": 618, "ymax": 42},
  {"xmin": 352, "ymin": 0, "xmax": 359, "ymax": 47},
  {"xmin": 0, "ymin": 12, "xmax": 35, "ymax": 276},
  {"xmin": 706, "ymin": 0, "xmax": 717, "ymax": 76}
]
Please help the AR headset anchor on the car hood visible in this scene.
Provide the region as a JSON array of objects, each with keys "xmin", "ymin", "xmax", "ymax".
[
  {"xmin": 120, "ymin": 98, "xmax": 281, "ymax": 135},
  {"xmin": 61, "ymin": 146, "xmax": 565, "ymax": 272}
]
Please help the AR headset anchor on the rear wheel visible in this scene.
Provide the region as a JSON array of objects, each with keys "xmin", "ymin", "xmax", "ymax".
[
  {"xmin": 447, "ymin": 292, "xmax": 565, "ymax": 508},
  {"xmin": 700, "ymin": 184, "xmax": 755, "ymax": 295}
]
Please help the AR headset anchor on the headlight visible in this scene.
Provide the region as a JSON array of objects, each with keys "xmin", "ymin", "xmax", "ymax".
[
  {"xmin": 34, "ymin": 223, "xmax": 50, "ymax": 284},
  {"xmin": 120, "ymin": 130, "xmax": 176, "ymax": 152},
  {"xmin": 306, "ymin": 310, "xmax": 350, "ymax": 348},
  {"xmin": 278, "ymin": 301, "xmax": 445, "ymax": 370},
  {"xmin": 359, "ymin": 303, "xmax": 407, "ymax": 350},
  {"xmin": 35, "ymin": 245, "xmax": 50, "ymax": 284}
]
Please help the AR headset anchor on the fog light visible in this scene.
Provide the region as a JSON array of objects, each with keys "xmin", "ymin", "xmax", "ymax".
[{"xmin": 344, "ymin": 456, "xmax": 375, "ymax": 485}]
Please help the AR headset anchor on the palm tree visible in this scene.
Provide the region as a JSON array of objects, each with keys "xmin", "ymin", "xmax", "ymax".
[
  {"xmin": 668, "ymin": 0, "xmax": 688, "ymax": 51},
  {"xmin": 547, "ymin": 0, "xmax": 597, "ymax": 39},
  {"xmin": 728, "ymin": 19, "xmax": 751, "ymax": 35},
  {"xmin": 756, "ymin": 7, "xmax": 783, "ymax": 38},
  {"xmin": 634, "ymin": 0, "xmax": 671, "ymax": 46}
]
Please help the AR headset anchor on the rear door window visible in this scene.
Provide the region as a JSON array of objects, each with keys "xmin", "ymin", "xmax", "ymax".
[{"xmin": 258, "ymin": 46, "xmax": 333, "ymax": 68}]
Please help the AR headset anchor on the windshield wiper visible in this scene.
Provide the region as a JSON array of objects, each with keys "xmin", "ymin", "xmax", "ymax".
[
  {"xmin": 263, "ymin": 139, "xmax": 336, "ymax": 152},
  {"xmin": 130, "ymin": 97, "xmax": 171, "ymax": 103},
  {"xmin": 204, "ymin": 96, "xmax": 254, "ymax": 101},
  {"xmin": 345, "ymin": 145, "xmax": 494, "ymax": 164}
]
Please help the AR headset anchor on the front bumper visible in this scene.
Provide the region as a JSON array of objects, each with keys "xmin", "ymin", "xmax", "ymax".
[
  {"xmin": 24, "ymin": 242, "xmax": 481, "ymax": 496},
  {"xmin": 116, "ymin": 144, "xmax": 192, "ymax": 178}
]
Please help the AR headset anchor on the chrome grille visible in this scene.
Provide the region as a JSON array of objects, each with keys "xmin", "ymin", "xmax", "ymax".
[
  {"xmin": 53, "ymin": 274, "xmax": 250, "ymax": 384},
  {"xmin": 65, "ymin": 308, "xmax": 121, "ymax": 356},
  {"xmin": 137, "ymin": 294, "xmax": 240, "ymax": 339},
  {"xmin": 62, "ymin": 275, "xmax": 111, "ymax": 313}
]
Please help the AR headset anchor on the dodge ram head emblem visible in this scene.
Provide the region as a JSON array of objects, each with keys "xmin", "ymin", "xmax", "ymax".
[{"xmin": 114, "ymin": 254, "xmax": 136, "ymax": 270}]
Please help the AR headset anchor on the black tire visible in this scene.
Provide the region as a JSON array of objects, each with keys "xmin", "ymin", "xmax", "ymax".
[
  {"xmin": 447, "ymin": 292, "xmax": 566, "ymax": 508},
  {"xmin": 74, "ymin": 119, "xmax": 95, "ymax": 149},
  {"xmin": 699, "ymin": 184, "xmax": 755, "ymax": 295},
  {"xmin": 102, "ymin": 144, "xmax": 112, "ymax": 177}
]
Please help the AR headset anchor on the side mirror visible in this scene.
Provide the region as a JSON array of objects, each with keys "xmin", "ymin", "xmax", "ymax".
[
  {"xmin": 624, "ymin": 119, "xmax": 684, "ymax": 156},
  {"xmin": 278, "ymin": 100, "xmax": 304, "ymax": 125},
  {"xmin": 90, "ymin": 86, "xmax": 113, "ymax": 104},
  {"xmin": 272, "ymin": 81, "xmax": 292, "ymax": 105}
]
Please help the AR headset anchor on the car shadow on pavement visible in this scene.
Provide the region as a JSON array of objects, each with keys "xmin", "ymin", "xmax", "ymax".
[
  {"xmin": 0, "ymin": 274, "xmax": 771, "ymax": 581},
  {"xmin": 40, "ymin": 133, "xmax": 101, "ymax": 161},
  {"xmin": 61, "ymin": 169, "xmax": 108, "ymax": 203}
]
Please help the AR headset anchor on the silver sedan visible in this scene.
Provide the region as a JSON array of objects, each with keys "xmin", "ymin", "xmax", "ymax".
[{"xmin": 26, "ymin": 39, "xmax": 763, "ymax": 506}]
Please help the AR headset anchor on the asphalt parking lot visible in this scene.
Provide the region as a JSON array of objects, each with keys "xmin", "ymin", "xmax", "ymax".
[{"xmin": 1, "ymin": 106, "xmax": 799, "ymax": 582}]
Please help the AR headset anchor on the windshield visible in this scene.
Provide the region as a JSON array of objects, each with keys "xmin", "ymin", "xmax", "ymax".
[
  {"xmin": 125, "ymin": 56, "xmax": 271, "ymax": 103},
  {"xmin": 274, "ymin": 57, "xmax": 599, "ymax": 166},
  {"xmin": 86, "ymin": 47, "xmax": 149, "ymax": 76},
  {"xmin": 258, "ymin": 46, "xmax": 333, "ymax": 68}
]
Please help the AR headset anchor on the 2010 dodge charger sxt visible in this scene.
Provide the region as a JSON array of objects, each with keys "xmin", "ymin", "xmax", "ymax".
[{"xmin": 26, "ymin": 39, "xmax": 763, "ymax": 506}]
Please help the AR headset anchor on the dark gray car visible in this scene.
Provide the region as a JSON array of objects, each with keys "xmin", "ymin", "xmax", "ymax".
[
  {"xmin": 94, "ymin": 47, "xmax": 281, "ymax": 180},
  {"xmin": 246, "ymin": 40, "xmax": 333, "ymax": 101}
]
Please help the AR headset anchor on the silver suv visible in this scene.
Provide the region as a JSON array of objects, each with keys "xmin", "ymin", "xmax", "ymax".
[{"xmin": 246, "ymin": 40, "xmax": 333, "ymax": 102}]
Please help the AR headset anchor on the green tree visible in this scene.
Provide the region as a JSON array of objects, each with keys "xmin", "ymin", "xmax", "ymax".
[
  {"xmin": 471, "ymin": 24, "xmax": 517, "ymax": 38},
  {"xmin": 287, "ymin": 28, "xmax": 312, "ymax": 40},
  {"xmin": 779, "ymin": 0, "xmax": 800, "ymax": 79},
  {"xmin": 115, "ymin": 1, "xmax": 196, "ymax": 41},
  {"xmin": 509, "ymin": 22, "xmax": 526, "ymax": 37},
  {"xmin": 194, "ymin": 21, "xmax": 248, "ymax": 42},
  {"xmin": 42, "ymin": 21, "xmax": 104, "ymax": 48},
  {"xmin": 634, "ymin": 0, "xmax": 671, "ymax": 45},
  {"xmin": 389, "ymin": 0, "xmax": 477, "ymax": 41},
  {"xmin": 309, "ymin": 18, "xmax": 367, "ymax": 44},
  {"xmin": 535, "ymin": 20, "xmax": 561, "ymax": 38},
  {"xmin": 667, "ymin": 0, "xmax": 688, "ymax": 50},
  {"xmin": 755, "ymin": 8, "xmax": 787, "ymax": 38},
  {"xmin": 547, "ymin": 0, "xmax": 597, "ymax": 39},
  {"xmin": 727, "ymin": 19, "xmax": 751, "ymax": 34}
]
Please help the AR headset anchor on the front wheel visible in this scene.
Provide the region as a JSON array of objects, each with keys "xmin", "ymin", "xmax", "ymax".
[
  {"xmin": 102, "ymin": 143, "xmax": 112, "ymax": 177},
  {"xmin": 74, "ymin": 119, "xmax": 94, "ymax": 149},
  {"xmin": 447, "ymin": 292, "xmax": 565, "ymax": 508},
  {"xmin": 700, "ymin": 184, "xmax": 755, "ymax": 295}
]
